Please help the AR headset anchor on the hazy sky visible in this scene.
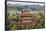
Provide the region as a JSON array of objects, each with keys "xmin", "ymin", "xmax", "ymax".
[{"xmin": 7, "ymin": 1, "xmax": 44, "ymax": 6}]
